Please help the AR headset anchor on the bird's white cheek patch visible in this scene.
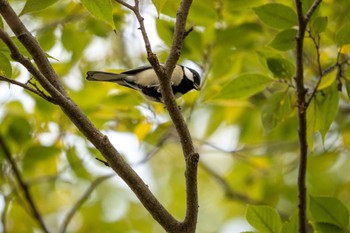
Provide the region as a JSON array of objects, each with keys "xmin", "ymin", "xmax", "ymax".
[{"xmin": 184, "ymin": 68, "xmax": 194, "ymax": 82}]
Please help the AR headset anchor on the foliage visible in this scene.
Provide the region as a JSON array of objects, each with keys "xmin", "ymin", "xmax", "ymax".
[{"xmin": 1, "ymin": 0, "xmax": 350, "ymax": 232}]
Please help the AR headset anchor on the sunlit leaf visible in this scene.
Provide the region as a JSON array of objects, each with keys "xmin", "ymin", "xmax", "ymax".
[
  {"xmin": 270, "ymin": 29, "xmax": 297, "ymax": 51},
  {"xmin": 246, "ymin": 205, "xmax": 282, "ymax": 233},
  {"xmin": 211, "ymin": 74, "xmax": 272, "ymax": 100},
  {"xmin": 317, "ymin": 69, "xmax": 336, "ymax": 90},
  {"xmin": 0, "ymin": 52, "xmax": 12, "ymax": 78},
  {"xmin": 81, "ymin": 0, "xmax": 114, "ymax": 29},
  {"xmin": 254, "ymin": 3, "xmax": 297, "ymax": 29},
  {"xmin": 134, "ymin": 121, "xmax": 152, "ymax": 142},
  {"xmin": 310, "ymin": 196, "xmax": 349, "ymax": 230},
  {"xmin": 152, "ymin": 0, "xmax": 168, "ymax": 17},
  {"xmin": 20, "ymin": 0, "xmax": 59, "ymax": 15}
]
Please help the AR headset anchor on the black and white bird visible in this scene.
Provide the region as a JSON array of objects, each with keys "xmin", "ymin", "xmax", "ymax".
[{"xmin": 86, "ymin": 65, "xmax": 201, "ymax": 103}]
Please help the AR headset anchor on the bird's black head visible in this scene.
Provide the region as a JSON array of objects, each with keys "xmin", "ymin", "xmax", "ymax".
[{"xmin": 186, "ymin": 67, "xmax": 201, "ymax": 90}]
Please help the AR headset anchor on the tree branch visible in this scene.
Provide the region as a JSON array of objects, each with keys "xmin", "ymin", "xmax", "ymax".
[
  {"xmin": 0, "ymin": 1, "xmax": 181, "ymax": 232},
  {"xmin": 294, "ymin": 1, "xmax": 322, "ymax": 232},
  {"xmin": 0, "ymin": 135, "xmax": 50, "ymax": 233},
  {"xmin": 0, "ymin": 75, "xmax": 56, "ymax": 103},
  {"xmin": 0, "ymin": 1, "xmax": 67, "ymax": 96},
  {"xmin": 304, "ymin": 0, "xmax": 322, "ymax": 24},
  {"xmin": 306, "ymin": 56, "xmax": 350, "ymax": 107},
  {"xmin": 59, "ymin": 174, "xmax": 114, "ymax": 233},
  {"xmin": 115, "ymin": 1, "xmax": 199, "ymax": 232}
]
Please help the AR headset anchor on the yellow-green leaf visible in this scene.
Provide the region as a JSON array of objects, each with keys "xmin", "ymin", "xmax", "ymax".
[
  {"xmin": 20, "ymin": 0, "xmax": 59, "ymax": 15},
  {"xmin": 211, "ymin": 74, "xmax": 272, "ymax": 100},
  {"xmin": 81, "ymin": 0, "xmax": 115, "ymax": 29}
]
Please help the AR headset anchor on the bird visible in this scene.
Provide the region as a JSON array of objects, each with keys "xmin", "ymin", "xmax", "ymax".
[{"xmin": 86, "ymin": 65, "xmax": 201, "ymax": 103}]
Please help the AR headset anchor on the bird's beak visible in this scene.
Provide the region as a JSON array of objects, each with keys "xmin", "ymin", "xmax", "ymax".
[{"xmin": 194, "ymin": 83, "xmax": 201, "ymax": 90}]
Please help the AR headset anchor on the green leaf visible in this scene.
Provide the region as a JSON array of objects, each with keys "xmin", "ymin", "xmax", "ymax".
[
  {"xmin": 253, "ymin": 3, "xmax": 297, "ymax": 29},
  {"xmin": 61, "ymin": 24, "xmax": 91, "ymax": 61},
  {"xmin": 266, "ymin": 57, "xmax": 295, "ymax": 79},
  {"xmin": 4, "ymin": 115, "xmax": 32, "ymax": 144},
  {"xmin": 307, "ymin": 84, "xmax": 339, "ymax": 148},
  {"xmin": 20, "ymin": 0, "xmax": 59, "ymax": 15},
  {"xmin": 211, "ymin": 74, "xmax": 272, "ymax": 100},
  {"xmin": 261, "ymin": 91, "xmax": 292, "ymax": 132},
  {"xmin": 282, "ymin": 211, "xmax": 298, "ymax": 233},
  {"xmin": 23, "ymin": 145, "xmax": 61, "ymax": 177},
  {"xmin": 81, "ymin": 0, "xmax": 114, "ymax": 29},
  {"xmin": 37, "ymin": 27, "xmax": 56, "ymax": 51},
  {"xmin": 310, "ymin": 196, "xmax": 349, "ymax": 230},
  {"xmin": 246, "ymin": 205, "xmax": 282, "ymax": 233},
  {"xmin": 0, "ymin": 52, "xmax": 12, "ymax": 78},
  {"xmin": 311, "ymin": 16, "xmax": 328, "ymax": 34},
  {"xmin": 152, "ymin": 0, "xmax": 168, "ymax": 17},
  {"xmin": 66, "ymin": 147, "xmax": 92, "ymax": 180},
  {"xmin": 336, "ymin": 21, "xmax": 350, "ymax": 45},
  {"xmin": 270, "ymin": 29, "xmax": 297, "ymax": 51},
  {"xmin": 315, "ymin": 223, "xmax": 345, "ymax": 233}
]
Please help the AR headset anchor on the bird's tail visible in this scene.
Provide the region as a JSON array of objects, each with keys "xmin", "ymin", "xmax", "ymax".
[{"xmin": 86, "ymin": 71, "xmax": 127, "ymax": 82}]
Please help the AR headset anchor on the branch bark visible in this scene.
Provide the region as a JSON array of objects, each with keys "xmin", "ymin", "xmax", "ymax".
[
  {"xmin": 115, "ymin": 1, "xmax": 199, "ymax": 232},
  {"xmin": 294, "ymin": 1, "xmax": 322, "ymax": 232},
  {"xmin": 0, "ymin": 1, "xmax": 186, "ymax": 232}
]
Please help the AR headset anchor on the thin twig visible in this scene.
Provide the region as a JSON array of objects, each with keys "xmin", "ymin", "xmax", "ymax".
[
  {"xmin": 306, "ymin": 56, "xmax": 350, "ymax": 107},
  {"xmin": 0, "ymin": 135, "xmax": 50, "ymax": 233},
  {"xmin": 59, "ymin": 174, "xmax": 114, "ymax": 233},
  {"xmin": 0, "ymin": 28, "xmax": 64, "ymax": 103},
  {"xmin": 0, "ymin": 75, "xmax": 56, "ymax": 103},
  {"xmin": 304, "ymin": 0, "xmax": 323, "ymax": 24}
]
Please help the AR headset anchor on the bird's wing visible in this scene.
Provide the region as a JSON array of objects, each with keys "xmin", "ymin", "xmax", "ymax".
[{"xmin": 121, "ymin": 65, "xmax": 153, "ymax": 75}]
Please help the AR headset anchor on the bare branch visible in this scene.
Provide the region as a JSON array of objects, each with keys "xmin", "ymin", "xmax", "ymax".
[
  {"xmin": 0, "ymin": 2, "xmax": 181, "ymax": 232},
  {"xmin": 0, "ymin": 1, "xmax": 67, "ymax": 96},
  {"xmin": 0, "ymin": 135, "xmax": 50, "ymax": 233},
  {"xmin": 59, "ymin": 174, "xmax": 114, "ymax": 233},
  {"xmin": 293, "ymin": 0, "xmax": 323, "ymax": 232},
  {"xmin": 0, "ymin": 28, "xmax": 64, "ymax": 103},
  {"xmin": 304, "ymin": 0, "xmax": 323, "ymax": 24},
  {"xmin": 114, "ymin": 0, "xmax": 199, "ymax": 231},
  {"xmin": 0, "ymin": 75, "xmax": 56, "ymax": 103}
]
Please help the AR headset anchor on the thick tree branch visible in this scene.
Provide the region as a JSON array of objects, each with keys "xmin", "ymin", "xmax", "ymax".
[
  {"xmin": 0, "ymin": 1, "xmax": 67, "ymax": 96},
  {"xmin": 0, "ymin": 1, "xmax": 181, "ymax": 232},
  {"xmin": 0, "ymin": 135, "xmax": 50, "ymax": 233},
  {"xmin": 115, "ymin": 1, "xmax": 198, "ymax": 232}
]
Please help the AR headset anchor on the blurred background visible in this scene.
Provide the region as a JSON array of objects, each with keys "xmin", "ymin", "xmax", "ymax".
[{"xmin": 1, "ymin": 0, "xmax": 350, "ymax": 232}]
